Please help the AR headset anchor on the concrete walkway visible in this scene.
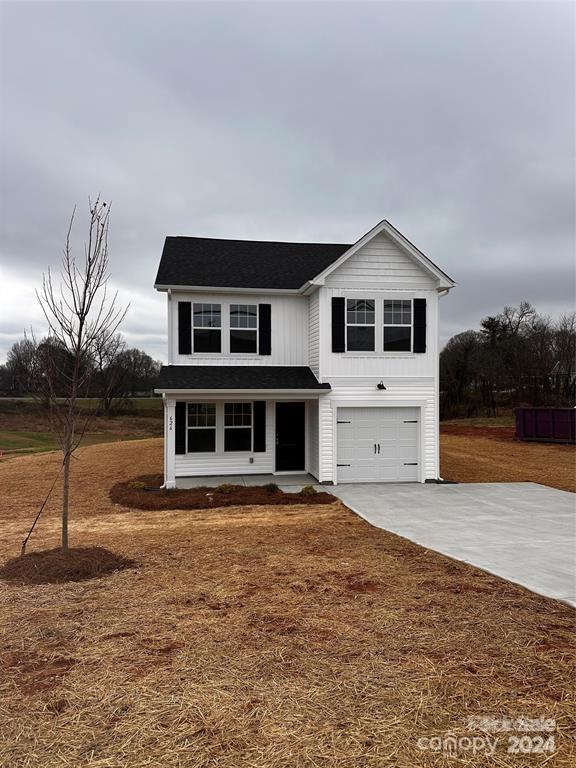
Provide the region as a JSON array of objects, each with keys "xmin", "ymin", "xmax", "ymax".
[
  {"xmin": 176, "ymin": 473, "xmax": 316, "ymax": 489},
  {"xmin": 329, "ymin": 482, "xmax": 576, "ymax": 607}
]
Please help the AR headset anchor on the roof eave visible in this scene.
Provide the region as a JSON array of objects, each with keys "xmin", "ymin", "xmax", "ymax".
[
  {"xmin": 154, "ymin": 284, "xmax": 301, "ymax": 295},
  {"xmin": 154, "ymin": 387, "xmax": 331, "ymax": 395}
]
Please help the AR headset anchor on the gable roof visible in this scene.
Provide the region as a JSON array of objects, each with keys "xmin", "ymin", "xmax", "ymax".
[
  {"xmin": 307, "ymin": 219, "xmax": 455, "ymax": 290},
  {"xmin": 154, "ymin": 221, "xmax": 455, "ymax": 292},
  {"xmin": 154, "ymin": 237, "xmax": 351, "ymax": 290}
]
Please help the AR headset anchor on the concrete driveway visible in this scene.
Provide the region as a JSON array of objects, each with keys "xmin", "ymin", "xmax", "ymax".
[{"xmin": 329, "ymin": 482, "xmax": 576, "ymax": 607}]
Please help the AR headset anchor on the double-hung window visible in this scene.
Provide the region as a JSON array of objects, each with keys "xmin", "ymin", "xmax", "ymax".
[
  {"xmin": 224, "ymin": 402, "xmax": 253, "ymax": 451},
  {"xmin": 187, "ymin": 403, "xmax": 216, "ymax": 452},
  {"xmin": 383, "ymin": 300, "xmax": 412, "ymax": 351},
  {"xmin": 193, "ymin": 303, "xmax": 221, "ymax": 353},
  {"xmin": 230, "ymin": 304, "xmax": 258, "ymax": 353},
  {"xmin": 346, "ymin": 299, "xmax": 375, "ymax": 351}
]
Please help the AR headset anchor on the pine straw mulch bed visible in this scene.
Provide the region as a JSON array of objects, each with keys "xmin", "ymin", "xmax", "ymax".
[
  {"xmin": 110, "ymin": 474, "xmax": 337, "ymax": 511},
  {"xmin": 1, "ymin": 440, "xmax": 575, "ymax": 766},
  {"xmin": 0, "ymin": 547, "xmax": 138, "ymax": 585}
]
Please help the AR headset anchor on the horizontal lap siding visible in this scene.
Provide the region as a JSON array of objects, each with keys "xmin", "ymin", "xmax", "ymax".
[
  {"xmin": 171, "ymin": 292, "xmax": 309, "ymax": 365},
  {"xmin": 309, "ymin": 291, "xmax": 320, "ymax": 377},
  {"xmin": 324, "ymin": 233, "xmax": 438, "ymax": 290},
  {"xmin": 318, "ymin": 378, "xmax": 438, "ymax": 482}
]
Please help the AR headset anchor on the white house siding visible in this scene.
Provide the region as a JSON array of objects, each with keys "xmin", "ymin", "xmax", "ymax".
[
  {"xmin": 308, "ymin": 290, "xmax": 320, "ymax": 377},
  {"xmin": 172, "ymin": 397, "xmax": 323, "ymax": 479},
  {"xmin": 175, "ymin": 399, "xmax": 276, "ymax": 477},
  {"xmin": 317, "ymin": 377, "xmax": 438, "ymax": 484},
  {"xmin": 170, "ymin": 291, "xmax": 309, "ymax": 366},
  {"xmin": 324, "ymin": 231, "xmax": 439, "ymax": 290},
  {"xmin": 318, "ymin": 287, "xmax": 439, "ymax": 379}
]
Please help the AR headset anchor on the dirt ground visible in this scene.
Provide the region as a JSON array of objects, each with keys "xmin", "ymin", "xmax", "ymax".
[
  {"xmin": 441, "ymin": 424, "xmax": 576, "ymax": 493},
  {"xmin": 0, "ymin": 439, "xmax": 574, "ymax": 767}
]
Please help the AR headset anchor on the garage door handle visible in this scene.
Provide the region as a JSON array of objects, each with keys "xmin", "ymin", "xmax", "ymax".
[
  {"xmin": 404, "ymin": 420, "xmax": 418, "ymax": 424},
  {"xmin": 377, "ymin": 443, "xmax": 380, "ymax": 453},
  {"xmin": 374, "ymin": 443, "xmax": 377, "ymax": 454},
  {"xmin": 404, "ymin": 462, "xmax": 418, "ymax": 466}
]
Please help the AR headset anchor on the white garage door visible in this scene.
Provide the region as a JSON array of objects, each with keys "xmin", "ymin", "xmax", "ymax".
[{"xmin": 337, "ymin": 407, "xmax": 420, "ymax": 483}]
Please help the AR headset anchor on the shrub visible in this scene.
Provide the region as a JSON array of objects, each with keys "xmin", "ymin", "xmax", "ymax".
[
  {"xmin": 263, "ymin": 482, "xmax": 280, "ymax": 494},
  {"xmin": 128, "ymin": 480, "xmax": 147, "ymax": 490},
  {"xmin": 300, "ymin": 484, "xmax": 317, "ymax": 496},
  {"xmin": 216, "ymin": 483, "xmax": 236, "ymax": 494}
]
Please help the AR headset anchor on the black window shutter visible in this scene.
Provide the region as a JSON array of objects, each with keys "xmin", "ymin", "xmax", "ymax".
[
  {"xmin": 178, "ymin": 302, "xmax": 192, "ymax": 354},
  {"xmin": 253, "ymin": 401, "xmax": 266, "ymax": 452},
  {"xmin": 332, "ymin": 297, "xmax": 345, "ymax": 352},
  {"xmin": 259, "ymin": 304, "xmax": 271, "ymax": 355},
  {"xmin": 413, "ymin": 298, "xmax": 427, "ymax": 353},
  {"xmin": 175, "ymin": 401, "xmax": 186, "ymax": 454}
]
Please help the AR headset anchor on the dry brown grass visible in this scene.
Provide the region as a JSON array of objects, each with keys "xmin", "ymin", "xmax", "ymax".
[
  {"xmin": 0, "ymin": 439, "xmax": 575, "ymax": 767},
  {"xmin": 441, "ymin": 425, "xmax": 576, "ymax": 493}
]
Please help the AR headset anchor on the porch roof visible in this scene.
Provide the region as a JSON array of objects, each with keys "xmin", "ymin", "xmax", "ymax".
[{"xmin": 156, "ymin": 365, "xmax": 331, "ymax": 392}]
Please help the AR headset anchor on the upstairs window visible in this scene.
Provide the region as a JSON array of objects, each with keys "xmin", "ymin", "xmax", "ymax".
[
  {"xmin": 224, "ymin": 402, "xmax": 253, "ymax": 451},
  {"xmin": 193, "ymin": 303, "xmax": 221, "ymax": 353},
  {"xmin": 187, "ymin": 403, "xmax": 216, "ymax": 452},
  {"xmin": 230, "ymin": 304, "xmax": 258, "ymax": 353},
  {"xmin": 383, "ymin": 300, "xmax": 412, "ymax": 351},
  {"xmin": 346, "ymin": 299, "xmax": 375, "ymax": 351}
]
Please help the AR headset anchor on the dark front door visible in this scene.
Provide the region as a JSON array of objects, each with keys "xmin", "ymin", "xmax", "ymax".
[{"xmin": 275, "ymin": 402, "xmax": 305, "ymax": 471}]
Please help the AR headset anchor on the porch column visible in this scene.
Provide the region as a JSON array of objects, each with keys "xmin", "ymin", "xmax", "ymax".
[{"xmin": 164, "ymin": 397, "xmax": 176, "ymax": 488}]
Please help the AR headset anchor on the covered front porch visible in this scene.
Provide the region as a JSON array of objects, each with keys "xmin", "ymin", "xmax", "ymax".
[{"xmin": 155, "ymin": 365, "xmax": 331, "ymax": 489}]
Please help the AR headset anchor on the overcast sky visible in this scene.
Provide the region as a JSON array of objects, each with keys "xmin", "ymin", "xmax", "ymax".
[{"xmin": 1, "ymin": 1, "xmax": 574, "ymax": 364}]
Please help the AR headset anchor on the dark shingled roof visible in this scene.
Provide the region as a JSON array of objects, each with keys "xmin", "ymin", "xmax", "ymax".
[
  {"xmin": 154, "ymin": 237, "xmax": 351, "ymax": 289},
  {"xmin": 156, "ymin": 365, "xmax": 331, "ymax": 390}
]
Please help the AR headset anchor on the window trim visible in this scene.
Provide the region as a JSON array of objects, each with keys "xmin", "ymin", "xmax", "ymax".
[
  {"xmin": 224, "ymin": 401, "xmax": 254, "ymax": 452},
  {"xmin": 345, "ymin": 297, "xmax": 376, "ymax": 353},
  {"xmin": 229, "ymin": 303, "xmax": 259, "ymax": 355},
  {"xmin": 192, "ymin": 303, "xmax": 222, "ymax": 355},
  {"xmin": 383, "ymin": 299, "xmax": 413, "ymax": 353},
  {"xmin": 186, "ymin": 402, "xmax": 217, "ymax": 453}
]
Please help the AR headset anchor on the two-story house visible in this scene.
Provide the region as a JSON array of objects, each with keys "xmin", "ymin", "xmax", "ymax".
[{"xmin": 154, "ymin": 219, "xmax": 455, "ymax": 488}]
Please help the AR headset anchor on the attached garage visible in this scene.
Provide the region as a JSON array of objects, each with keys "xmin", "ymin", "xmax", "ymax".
[{"xmin": 336, "ymin": 406, "xmax": 420, "ymax": 483}]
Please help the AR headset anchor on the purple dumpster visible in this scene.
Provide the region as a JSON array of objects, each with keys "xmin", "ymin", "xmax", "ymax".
[{"xmin": 515, "ymin": 407, "xmax": 575, "ymax": 444}]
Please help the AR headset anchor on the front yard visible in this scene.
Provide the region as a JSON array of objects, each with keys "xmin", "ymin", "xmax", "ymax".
[
  {"xmin": 0, "ymin": 439, "xmax": 574, "ymax": 766},
  {"xmin": 441, "ymin": 421, "xmax": 576, "ymax": 493}
]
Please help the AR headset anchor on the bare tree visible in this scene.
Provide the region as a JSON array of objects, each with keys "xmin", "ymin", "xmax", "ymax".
[
  {"xmin": 93, "ymin": 332, "xmax": 126, "ymax": 414},
  {"xmin": 34, "ymin": 198, "xmax": 128, "ymax": 552}
]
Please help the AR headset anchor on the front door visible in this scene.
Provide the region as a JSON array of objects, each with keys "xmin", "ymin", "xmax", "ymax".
[{"xmin": 275, "ymin": 402, "xmax": 305, "ymax": 471}]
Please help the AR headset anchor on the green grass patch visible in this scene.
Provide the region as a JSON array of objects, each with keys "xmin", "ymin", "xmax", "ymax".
[
  {"xmin": 441, "ymin": 414, "xmax": 515, "ymax": 428},
  {"xmin": 0, "ymin": 430, "xmax": 152, "ymax": 457}
]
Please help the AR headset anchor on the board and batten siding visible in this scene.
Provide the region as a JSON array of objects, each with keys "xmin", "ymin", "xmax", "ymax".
[
  {"xmin": 318, "ymin": 287, "xmax": 439, "ymax": 378},
  {"xmin": 170, "ymin": 291, "xmax": 309, "ymax": 366},
  {"xmin": 308, "ymin": 290, "xmax": 320, "ymax": 377},
  {"xmin": 175, "ymin": 399, "xmax": 276, "ymax": 477},
  {"xmin": 317, "ymin": 377, "xmax": 438, "ymax": 483},
  {"xmin": 324, "ymin": 232, "xmax": 438, "ymax": 290}
]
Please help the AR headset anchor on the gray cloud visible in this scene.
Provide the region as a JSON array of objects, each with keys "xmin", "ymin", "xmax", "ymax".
[{"xmin": 1, "ymin": 1, "xmax": 574, "ymax": 362}]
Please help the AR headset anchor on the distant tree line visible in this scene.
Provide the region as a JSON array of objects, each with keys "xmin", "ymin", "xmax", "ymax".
[
  {"xmin": 440, "ymin": 302, "xmax": 576, "ymax": 419},
  {"xmin": 0, "ymin": 333, "xmax": 161, "ymax": 413}
]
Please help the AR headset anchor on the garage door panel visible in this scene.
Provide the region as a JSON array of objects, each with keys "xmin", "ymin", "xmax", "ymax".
[{"xmin": 337, "ymin": 407, "xmax": 420, "ymax": 483}]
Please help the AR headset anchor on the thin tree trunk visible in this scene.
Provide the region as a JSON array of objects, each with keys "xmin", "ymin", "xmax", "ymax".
[{"xmin": 62, "ymin": 450, "xmax": 70, "ymax": 552}]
